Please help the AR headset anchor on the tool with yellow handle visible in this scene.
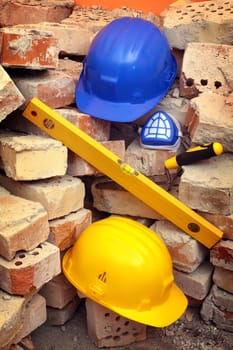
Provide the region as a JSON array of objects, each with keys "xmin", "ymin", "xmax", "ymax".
[
  {"xmin": 165, "ymin": 142, "xmax": 223, "ymax": 169},
  {"xmin": 23, "ymin": 98, "xmax": 223, "ymax": 248}
]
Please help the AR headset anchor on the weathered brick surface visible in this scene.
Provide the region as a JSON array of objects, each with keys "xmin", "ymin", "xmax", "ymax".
[
  {"xmin": 91, "ymin": 178, "xmax": 163, "ymax": 220},
  {"xmin": 151, "ymin": 220, "xmax": 208, "ymax": 273},
  {"xmin": 67, "ymin": 140, "xmax": 125, "ymax": 176},
  {"xmin": 11, "ymin": 294, "xmax": 46, "ymax": 345},
  {"xmin": 0, "ymin": 290, "xmax": 26, "ymax": 348},
  {"xmin": 0, "ymin": 242, "xmax": 61, "ymax": 295},
  {"xmin": 184, "ymin": 92, "xmax": 233, "ymax": 152},
  {"xmin": 125, "ymin": 137, "xmax": 177, "ymax": 176},
  {"xmin": 0, "ymin": 174, "xmax": 85, "ymax": 220},
  {"xmin": 46, "ymin": 295, "xmax": 81, "ymax": 325},
  {"xmin": 11, "ymin": 69, "xmax": 76, "ymax": 108},
  {"xmin": 200, "ymin": 211, "xmax": 233, "ymax": 240},
  {"xmin": 0, "ymin": 132, "xmax": 67, "ymax": 181},
  {"xmin": 163, "ymin": 0, "xmax": 233, "ymax": 49},
  {"xmin": 0, "ymin": 27, "xmax": 59, "ymax": 69},
  {"xmin": 213, "ymin": 266, "xmax": 233, "ymax": 294},
  {"xmin": 0, "ymin": 65, "xmax": 25, "ymax": 122},
  {"xmin": 210, "ymin": 240, "xmax": 233, "ymax": 271},
  {"xmin": 48, "ymin": 208, "xmax": 91, "ymax": 250},
  {"xmin": 85, "ymin": 299, "xmax": 147, "ymax": 348},
  {"xmin": 201, "ymin": 284, "xmax": 233, "ymax": 332},
  {"xmin": 57, "ymin": 58, "xmax": 83, "ymax": 82},
  {"xmin": 179, "ymin": 42, "xmax": 233, "ymax": 99},
  {"xmin": 174, "ymin": 261, "xmax": 213, "ymax": 300},
  {"xmin": 56, "ymin": 107, "xmax": 110, "ymax": 141},
  {"xmin": 179, "ymin": 154, "xmax": 233, "ymax": 215},
  {"xmin": 0, "ymin": 191, "xmax": 49, "ymax": 261},
  {"xmin": 0, "ymin": 0, "xmax": 74, "ymax": 27},
  {"xmin": 14, "ymin": 22, "xmax": 93, "ymax": 56},
  {"xmin": 39, "ymin": 273, "xmax": 77, "ymax": 309}
]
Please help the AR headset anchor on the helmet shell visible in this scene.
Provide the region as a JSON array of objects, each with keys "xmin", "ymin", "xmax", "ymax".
[
  {"xmin": 76, "ymin": 17, "xmax": 177, "ymax": 122},
  {"xmin": 62, "ymin": 216, "xmax": 187, "ymax": 327}
]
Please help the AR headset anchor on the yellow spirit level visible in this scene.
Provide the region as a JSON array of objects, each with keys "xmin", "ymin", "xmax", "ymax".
[{"xmin": 23, "ymin": 98, "xmax": 223, "ymax": 248}]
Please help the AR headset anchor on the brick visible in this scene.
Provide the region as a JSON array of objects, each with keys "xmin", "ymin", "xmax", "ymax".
[
  {"xmin": 184, "ymin": 92, "xmax": 233, "ymax": 153},
  {"xmin": 46, "ymin": 295, "xmax": 81, "ymax": 326},
  {"xmin": 91, "ymin": 177, "xmax": 163, "ymax": 220},
  {"xmin": 57, "ymin": 58, "xmax": 83, "ymax": 82},
  {"xmin": 67, "ymin": 140, "xmax": 125, "ymax": 177},
  {"xmin": 201, "ymin": 284, "xmax": 233, "ymax": 332},
  {"xmin": 0, "ymin": 192, "xmax": 49, "ymax": 261},
  {"xmin": 210, "ymin": 240, "xmax": 233, "ymax": 271},
  {"xmin": 174, "ymin": 261, "xmax": 213, "ymax": 300},
  {"xmin": 0, "ymin": 0, "xmax": 74, "ymax": 27},
  {"xmin": 163, "ymin": 0, "xmax": 233, "ymax": 50},
  {"xmin": 0, "ymin": 289, "xmax": 26, "ymax": 348},
  {"xmin": 0, "ymin": 174, "xmax": 85, "ymax": 220},
  {"xmin": 125, "ymin": 137, "xmax": 177, "ymax": 176},
  {"xmin": 0, "ymin": 242, "xmax": 61, "ymax": 295},
  {"xmin": 55, "ymin": 106, "xmax": 110, "ymax": 141},
  {"xmin": 0, "ymin": 28, "xmax": 59, "ymax": 69},
  {"xmin": 39, "ymin": 273, "xmax": 77, "ymax": 309},
  {"xmin": 151, "ymin": 220, "xmax": 208, "ymax": 273},
  {"xmin": 179, "ymin": 42, "xmax": 233, "ymax": 99},
  {"xmin": 179, "ymin": 153, "xmax": 233, "ymax": 215},
  {"xmin": 0, "ymin": 65, "xmax": 25, "ymax": 122},
  {"xmin": 213, "ymin": 266, "xmax": 233, "ymax": 294},
  {"xmin": 0, "ymin": 131, "xmax": 67, "ymax": 181},
  {"xmin": 14, "ymin": 22, "xmax": 93, "ymax": 56},
  {"xmin": 11, "ymin": 69, "xmax": 75, "ymax": 109},
  {"xmin": 11, "ymin": 294, "xmax": 46, "ymax": 345},
  {"xmin": 48, "ymin": 208, "xmax": 91, "ymax": 250},
  {"xmin": 85, "ymin": 299, "xmax": 147, "ymax": 348},
  {"xmin": 200, "ymin": 211, "xmax": 233, "ymax": 240}
]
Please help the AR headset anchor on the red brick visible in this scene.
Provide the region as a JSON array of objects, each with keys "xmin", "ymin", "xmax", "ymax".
[
  {"xmin": 1, "ymin": 28, "xmax": 59, "ymax": 69},
  {"xmin": 46, "ymin": 296, "xmax": 81, "ymax": 326},
  {"xmin": 210, "ymin": 240, "xmax": 233, "ymax": 271},
  {"xmin": 0, "ymin": 1, "xmax": 74, "ymax": 27},
  {"xmin": 48, "ymin": 208, "xmax": 92, "ymax": 250},
  {"xmin": 0, "ymin": 242, "xmax": 60, "ymax": 295},
  {"xmin": 213, "ymin": 266, "xmax": 233, "ymax": 294},
  {"xmin": 39, "ymin": 273, "xmax": 77, "ymax": 309},
  {"xmin": 0, "ymin": 65, "xmax": 25, "ymax": 122}
]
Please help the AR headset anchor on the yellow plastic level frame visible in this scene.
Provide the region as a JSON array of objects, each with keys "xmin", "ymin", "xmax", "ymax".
[{"xmin": 23, "ymin": 98, "xmax": 223, "ymax": 248}]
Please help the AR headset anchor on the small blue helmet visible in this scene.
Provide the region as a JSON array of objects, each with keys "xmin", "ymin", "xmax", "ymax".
[{"xmin": 76, "ymin": 17, "xmax": 177, "ymax": 122}]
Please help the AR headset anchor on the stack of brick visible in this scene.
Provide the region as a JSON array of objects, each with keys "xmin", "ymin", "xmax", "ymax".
[
  {"xmin": 0, "ymin": 0, "xmax": 233, "ymax": 348},
  {"xmin": 161, "ymin": 0, "xmax": 233, "ymax": 331},
  {"xmin": 0, "ymin": 1, "xmax": 161, "ymax": 348}
]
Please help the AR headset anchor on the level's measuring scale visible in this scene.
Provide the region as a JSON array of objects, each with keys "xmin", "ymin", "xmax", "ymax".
[{"xmin": 23, "ymin": 98, "xmax": 223, "ymax": 248}]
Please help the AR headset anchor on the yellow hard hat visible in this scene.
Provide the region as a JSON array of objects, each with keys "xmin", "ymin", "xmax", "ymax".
[{"xmin": 62, "ymin": 216, "xmax": 187, "ymax": 327}]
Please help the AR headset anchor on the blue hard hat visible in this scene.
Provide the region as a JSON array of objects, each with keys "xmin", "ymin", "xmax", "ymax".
[{"xmin": 76, "ymin": 17, "xmax": 177, "ymax": 122}]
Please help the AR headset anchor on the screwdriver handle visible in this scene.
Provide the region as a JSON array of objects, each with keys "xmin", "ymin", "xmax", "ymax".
[{"xmin": 165, "ymin": 142, "xmax": 223, "ymax": 169}]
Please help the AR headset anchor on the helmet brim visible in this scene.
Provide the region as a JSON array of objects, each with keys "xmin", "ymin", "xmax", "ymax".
[
  {"xmin": 110, "ymin": 282, "xmax": 188, "ymax": 328},
  {"xmin": 75, "ymin": 56, "xmax": 177, "ymax": 123}
]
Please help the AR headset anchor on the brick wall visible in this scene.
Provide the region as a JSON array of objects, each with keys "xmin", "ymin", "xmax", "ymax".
[{"xmin": 0, "ymin": 0, "xmax": 233, "ymax": 348}]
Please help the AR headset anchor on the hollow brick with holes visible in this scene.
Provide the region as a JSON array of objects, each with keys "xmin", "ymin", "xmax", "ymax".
[
  {"xmin": 85, "ymin": 299, "xmax": 147, "ymax": 348},
  {"xmin": 179, "ymin": 42, "xmax": 233, "ymax": 99},
  {"xmin": 0, "ymin": 191, "xmax": 49, "ymax": 261},
  {"xmin": 163, "ymin": 0, "xmax": 233, "ymax": 50},
  {"xmin": 0, "ymin": 242, "xmax": 61, "ymax": 295}
]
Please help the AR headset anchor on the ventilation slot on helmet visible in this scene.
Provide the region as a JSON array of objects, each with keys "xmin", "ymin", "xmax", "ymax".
[{"xmin": 98, "ymin": 271, "xmax": 107, "ymax": 283}]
